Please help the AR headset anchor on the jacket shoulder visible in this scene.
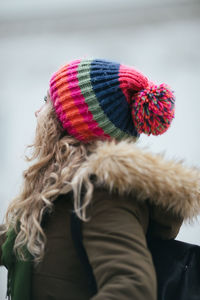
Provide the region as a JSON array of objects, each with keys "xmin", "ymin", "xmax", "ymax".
[{"xmin": 76, "ymin": 140, "xmax": 200, "ymax": 221}]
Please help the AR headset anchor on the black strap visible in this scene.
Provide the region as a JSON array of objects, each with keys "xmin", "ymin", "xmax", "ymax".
[
  {"xmin": 71, "ymin": 211, "xmax": 200, "ymax": 300},
  {"xmin": 70, "ymin": 212, "xmax": 97, "ymax": 296}
]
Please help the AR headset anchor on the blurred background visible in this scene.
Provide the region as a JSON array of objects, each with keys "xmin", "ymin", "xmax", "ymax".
[{"xmin": 0, "ymin": 0, "xmax": 200, "ymax": 296}]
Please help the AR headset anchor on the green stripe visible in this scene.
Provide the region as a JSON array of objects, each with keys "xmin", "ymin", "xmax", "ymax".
[{"xmin": 77, "ymin": 59, "xmax": 129, "ymax": 139}]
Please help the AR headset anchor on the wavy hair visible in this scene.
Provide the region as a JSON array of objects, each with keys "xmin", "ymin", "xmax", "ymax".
[{"xmin": 1, "ymin": 101, "xmax": 97, "ymax": 262}]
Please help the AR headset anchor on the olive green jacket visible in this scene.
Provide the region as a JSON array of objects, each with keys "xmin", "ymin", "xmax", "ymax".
[{"xmin": 1, "ymin": 140, "xmax": 200, "ymax": 300}]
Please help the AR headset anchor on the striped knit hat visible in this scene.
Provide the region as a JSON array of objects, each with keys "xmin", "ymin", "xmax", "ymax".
[{"xmin": 49, "ymin": 58, "xmax": 175, "ymax": 142}]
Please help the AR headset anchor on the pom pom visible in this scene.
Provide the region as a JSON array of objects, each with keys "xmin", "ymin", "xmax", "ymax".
[{"xmin": 131, "ymin": 83, "xmax": 175, "ymax": 135}]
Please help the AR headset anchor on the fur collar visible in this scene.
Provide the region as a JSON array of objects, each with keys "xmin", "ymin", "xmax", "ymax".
[{"xmin": 75, "ymin": 140, "xmax": 200, "ymax": 220}]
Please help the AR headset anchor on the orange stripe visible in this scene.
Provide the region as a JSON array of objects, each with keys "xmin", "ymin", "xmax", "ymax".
[{"xmin": 54, "ymin": 65, "xmax": 95, "ymax": 140}]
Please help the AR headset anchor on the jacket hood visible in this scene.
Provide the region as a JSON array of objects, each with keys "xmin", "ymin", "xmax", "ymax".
[{"xmin": 72, "ymin": 140, "xmax": 200, "ymax": 221}]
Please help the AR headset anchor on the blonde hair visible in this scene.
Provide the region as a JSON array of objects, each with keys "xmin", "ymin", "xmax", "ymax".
[{"xmin": 1, "ymin": 101, "xmax": 97, "ymax": 262}]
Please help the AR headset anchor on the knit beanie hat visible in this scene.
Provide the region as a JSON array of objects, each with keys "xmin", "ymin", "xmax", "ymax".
[{"xmin": 49, "ymin": 58, "xmax": 175, "ymax": 142}]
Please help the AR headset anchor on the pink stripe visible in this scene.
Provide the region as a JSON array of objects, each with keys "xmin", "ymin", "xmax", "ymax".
[
  {"xmin": 49, "ymin": 68, "xmax": 85, "ymax": 142},
  {"xmin": 119, "ymin": 64, "xmax": 148, "ymax": 104},
  {"xmin": 118, "ymin": 65, "xmax": 133, "ymax": 104},
  {"xmin": 67, "ymin": 60, "xmax": 109, "ymax": 139}
]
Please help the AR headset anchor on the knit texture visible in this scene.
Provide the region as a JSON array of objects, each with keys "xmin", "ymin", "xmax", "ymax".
[{"xmin": 49, "ymin": 59, "xmax": 175, "ymax": 142}]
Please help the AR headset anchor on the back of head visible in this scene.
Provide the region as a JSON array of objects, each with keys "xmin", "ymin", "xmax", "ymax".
[
  {"xmin": 2, "ymin": 58, "xmax": 175, "ymax": 262},
  {"xmin": 49, "ymin": 58, "xmax": 175, "ymax": 142}
]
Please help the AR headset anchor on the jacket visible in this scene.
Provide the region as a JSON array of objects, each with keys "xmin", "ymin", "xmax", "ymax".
[{"xmin": 1, "ymin": 140, "xmax": 200, "ymax": 300}]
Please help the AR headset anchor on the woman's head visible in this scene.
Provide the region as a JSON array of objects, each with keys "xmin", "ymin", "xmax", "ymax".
[
  {"xmin": 48, "ymin": 58, "xmax": 175, "ymax": 142},
  {"xmin": 35, "ymin": 58, "xmax": 175, "ymax": 147},
  {"xmin": 2, "ymin": 58, "xmax": 175, "ymax": 262}
]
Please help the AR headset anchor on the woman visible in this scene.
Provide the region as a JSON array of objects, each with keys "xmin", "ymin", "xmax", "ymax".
[{"xmin": 0, "ymin": 58, "xmax": 200, "ymax": 300}]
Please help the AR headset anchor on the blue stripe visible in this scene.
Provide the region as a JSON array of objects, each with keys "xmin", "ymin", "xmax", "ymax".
[{"xmin": 90, "ymin": 59, "xmax": 137, "ymax": 136}]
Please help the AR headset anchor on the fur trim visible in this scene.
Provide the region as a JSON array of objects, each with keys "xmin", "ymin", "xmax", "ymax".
[{"xmin": 74, "ymin": 140, "xmax": 200, "ymax": 220}]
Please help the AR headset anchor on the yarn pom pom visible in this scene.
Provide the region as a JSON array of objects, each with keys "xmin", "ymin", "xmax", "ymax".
[{"xmin": 131, "ymin": 83, "xmax": 175, "ymax": 135}]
